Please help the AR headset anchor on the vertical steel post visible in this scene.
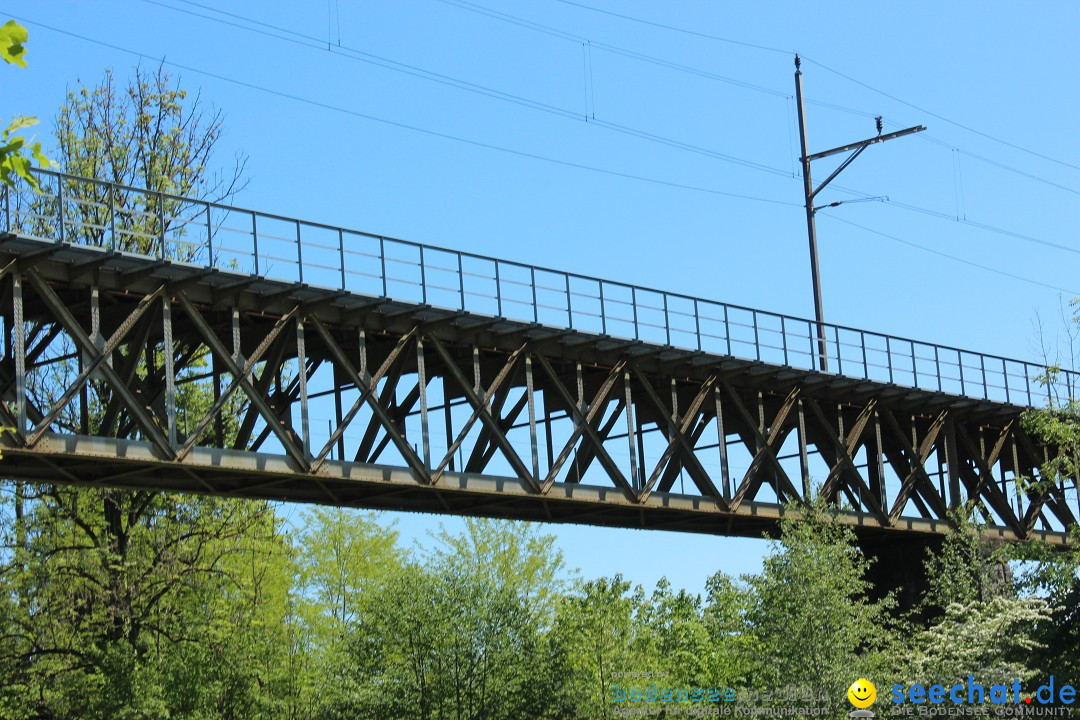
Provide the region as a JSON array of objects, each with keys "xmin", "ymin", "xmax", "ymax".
[
  {"xmin": 163, "ymin": 295, "xmax": 177, "ymax": 449},
  {"xmin": 205, "ymin": 202, "xmax": 213, "ymax": 264},
  {"xmin": 599, "ymin": 282, "xmax": 607, "ymax": 335},
  {"xmin": 624, "ymin": 371, "xmax": 638, "ymax": 492},
  {"xmin": 296, "ymin": 317, "xmax": 311, "ymax": 461},
  {"xmin": 338, "ymin": 229, "xmax": 346, "ymax": 290},
  {"xmin": 419, "ymin": 246, "xmax": 427, "ymax": 304},
  {"xmin": 724, "ymin": 305, "xmax": 731, "ymax": 356},
  {"xmin": 835, "ymin": 326, "xmax": 843, "ymax": 375},
  {"xmin": 797, "ymin": 399, "xmax": 809, "ymax": 497},
  {"xmin": 334, "ymin": 364, "xmax": 345, "ymax": 463},
  {"xmin": 693, "ymin": 299, "xmax": 701, "ymax": 351},
  {"xmin": 251, "ymin": 213, "xmax": 260, "ymax": 275},
  {"xmin": 663, "ymin": 293, "xmax": 670, "ymax": 345},
  {"xmin": 794, "ymin": 55, "xmax": 828, "ymax": 372},
  {"xmin": 714, "ymin": 386, "xmax": 730, "ymax": 501},
  {"xmin": 295, "ymin": 220, "xmax": 304, "ymax": 284},
  {"xmin": 886, "ymin": 336, "xmax": 894, "ymax": 383},
  {"xmin": 980, "ymin": 355, "xmax": 988, "ymax": 400},
  {"xmin": 753, "ymin": 310, "xmax": 760, "ymax": 361},
  {"xmin": 1002, "ymin": 358, "xmax": 1010, "ymax": 404},
  {"xmin": 417, "ymin": 338, "xmax": 430, "ymax": 468},
  {"xmin": 781, "ymin": 315, "xmax": 789, "ymax": 366},
  {"xmin": 380, "ymin": 237, "xmax": 388, "ymax": 297},
  {"xmin": 526, "ymin": 355, "xmax": 539, "ymax": 481},
  {"xmin": 565, "ymin": 274, "xmax": 573, "ymax": 329},
  {"xmin": 458, "ymin": 254, "xmax": 465, "ymax": 311},
  {"xmin": 157, "ymin": 191, "xmax": 166, "ymax": 259},
  {"xmin": 109, "ymin": 184, "xmax": 117, "ymax": 250},
  {"xmin": 12, "ymin": 274, "xmax": 25, "ymax": 433},
  {"xmin": 57, "ymin": 176, "xmax": 66, "ymax": 244},
  {"xmin": 531, "ymin": 267, "xmax": 538, "ymax": 323},
  {"xmin": 911, "ymin": 342, "xmax": 918, "ymax": 388}
]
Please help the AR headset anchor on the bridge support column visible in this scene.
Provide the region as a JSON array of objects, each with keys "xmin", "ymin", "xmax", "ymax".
[{"xmin": 860, "ymin": 536, "xmax": 942, "ymax": 616}]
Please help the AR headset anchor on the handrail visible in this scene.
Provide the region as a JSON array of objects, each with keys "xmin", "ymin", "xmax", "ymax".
[{"xmin": 4, "ymin": 167, "xmax": 1076, "ymax": 408}]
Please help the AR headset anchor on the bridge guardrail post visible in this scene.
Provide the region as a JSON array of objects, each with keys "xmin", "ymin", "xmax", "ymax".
[
  {"xmin": 997, "ymin": 358, "xmax": 1006, "ymax": 405},
  {"xmin": 886, "ymin": 336, "xmax": 893, "ymax": 384},
  {"xmin": 458, "ymin": 254, "xmax": 465, "ymax": 311},
  {"xmin": 860, "ymin": 330, "xmax": 868, "ymax": 379},
  {"xmin": 566, "ymin": 274, "xmax": 573, "ymax": 329},
  {"xmin": 338, "ymin": 228, "xmax": 345, "ymax": 290},
  {"xmin": 251, "ymin": 213, "xmax": 259, "ymax": 275},
  {"xmin": 724, "ymin": 305, "xmax": 731, "ymax": 356},
  {"xmin": 753, "ymin": 310, "xmax": 760, "ymax": 361},
  {"xmin": 781, "ymin": 316, "xmax": 788, "ymax": 366},
  {"xmin": 157, "ymin": 190, "xmax": 166, "ymax": 259},
  {"xmin": 205, "ymin": 201, "xmax": 213, "ymax": 264},
  {"xmin": 834, "ymin": 325, "xmax": 842, "ymax": 375},
  {"xmin": 108, "ymin": 183, "xmax": 117, "ymax": 251},
  {"xmin": 693, "ymin": 299, "xmax": 700, "ymax": 352},
  {"xmin": 911, "ymin": 342, "xmax": 918, "ymax": 388},
  {"xmin": 380, "ymin": 237, "xmax": 387, "ymax": 297},
  {"xmin": 663, "ymin": 293, "xmax": 669, "ymax": 345},
  {"xmin": 57, "ymin": 174, "xmax": 66, "ymax": 244},
  {"xmin": 420, "ymin": 245, "xmax": 427, "ymax": 304},
  {"xmin": 980, "ymin": 355, "xmax": 988, "ymax": 400},
  {"xmin": 958, "ymin": 349, "xmax": 966, "ymax": 396},
  {"xmin": 495, "ymin": 260, "xmax": 502, "ymax": 316},
  {"xmin": 933, "ymin": 346, "xmax": 941, "ymax": 391},
  {"xmin": 632, "ymin": 286, "xmax": 639, "ymax": 339},
  {"xmin": 599, "ymin": 282, "xmax": 606, "ymax": 334},
  {"xmin": 531, "ymin": 267, "xmax": 537, "ymax": 323},
  {"xmin": 296, "ymin": 220, "xmax": 304, "ymax": 284}
]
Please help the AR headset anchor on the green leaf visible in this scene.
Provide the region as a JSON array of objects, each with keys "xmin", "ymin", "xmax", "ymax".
[
  {"xmin": 0, "ymin": 20, "xmax": 28, "ymax": 68},
  {"xmin": 30, "ymin": 141, "xmax": 49, "ymax": 168},
  {"xmin": 4, "ymin": 115, "xmax": 37, "ymax": 134}
]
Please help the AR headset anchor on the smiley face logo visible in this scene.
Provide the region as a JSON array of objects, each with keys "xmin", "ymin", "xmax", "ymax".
[{"xmin": 847, "ymin": 678, "xmax": 877, "ymax": 709}]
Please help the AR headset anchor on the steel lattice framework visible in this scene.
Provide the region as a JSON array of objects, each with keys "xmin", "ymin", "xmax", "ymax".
[{"xmin": 0, "ymin": 170, "xmax": 1076, "ymax": 545}]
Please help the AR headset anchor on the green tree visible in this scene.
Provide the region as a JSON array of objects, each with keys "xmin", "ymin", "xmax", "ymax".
[
  {"xmin": 0, "ymin": 20, "xmax": 49, "ymax": 191},
  {"xmin": 701, "ymin": 571, "xmax": 754, "ymax": 689},
  {"xmin": 904, "ymin": 513, "xmax": 1050, "ymax": 696},
  {"xmin": 742, "ymin": 501, "xmax": 897, "ymax": 713},
  {"xmin": 551, "ymin": 575, "xmax": 655, "ymax": 719},
  {"xmin": 331, "ymin": 518, "xmax": 569, "ymax": 719},
  {"xmin": 295, "ymin": 507, "xmax": 403, "ymax": 715},
  {"xmin": 0, "ymin": 64, "xmax": 307, "ymax": 720},
  {"xmin": 1012, "ymin": 300, "xmax": 1080, "ymax": 686}
]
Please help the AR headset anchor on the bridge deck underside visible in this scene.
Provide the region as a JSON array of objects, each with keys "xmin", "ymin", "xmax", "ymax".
[{"xmin": 0, "ymin": 235, "xmax": 1074, "ymax": 544}]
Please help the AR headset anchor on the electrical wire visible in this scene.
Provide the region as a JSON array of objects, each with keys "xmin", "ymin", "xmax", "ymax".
[
  {"xmin": 823, "ymin": 215, "xmax": 1080, "ymax": 296},
  {"xmin": 534, "ymin": 0, "xmax": 1080, "ymax": 173},
  {"xmin": 801, "ymin": 57, "xmax": 1080, "ymax": 174},
  {"xmin": 545, "ymin": 0, "xmax": 792, "ymax": 55},
  {"xmin": 139, "ymin": 0, "xmax": 798, "ymax": 180},
  {"xmin": 436, "ymin": 0, "xmax": 1080, "ymax": 198},
  {"xmin": 9, "ymin": 9, "xmax": 1079, "ymax": 293},
  {"xmin": 8, "ymin": 13, "xmax": 802, "ymax": 209}
]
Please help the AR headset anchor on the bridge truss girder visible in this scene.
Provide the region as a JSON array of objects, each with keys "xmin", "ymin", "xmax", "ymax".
[{"xmin": 0, "ymin": 235, "xmax": 1074, "ymax": 545}]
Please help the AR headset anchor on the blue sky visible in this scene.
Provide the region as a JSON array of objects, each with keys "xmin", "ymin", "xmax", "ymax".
[{"xmin": 5, "ymin": 1, "xmax": 1079, "ymax": 592}]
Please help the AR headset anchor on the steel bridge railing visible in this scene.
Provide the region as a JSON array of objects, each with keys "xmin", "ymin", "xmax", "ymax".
[{"xmin": 3, "ymin": 168, "xmax": 1076, "ymax": 408}]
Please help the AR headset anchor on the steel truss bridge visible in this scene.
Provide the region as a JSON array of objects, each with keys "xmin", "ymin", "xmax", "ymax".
[{"xmin": 0, "ymin": 169, "xmax": 1076, "ymax": 546}]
